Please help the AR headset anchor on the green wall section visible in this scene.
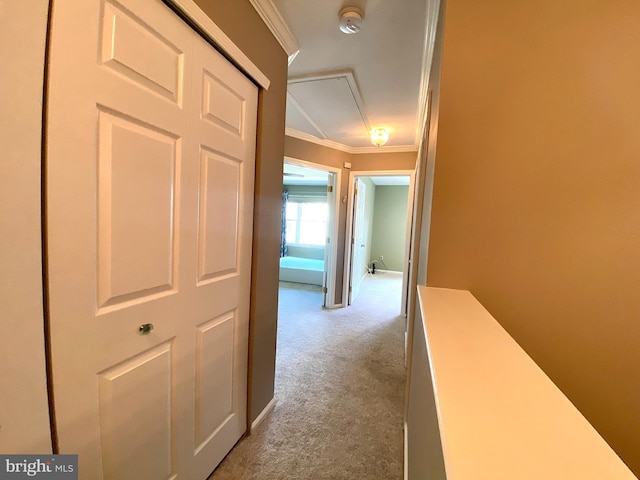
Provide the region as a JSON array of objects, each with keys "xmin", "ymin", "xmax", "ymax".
[{"xmin": 371, "ymin": 186, "xmax": 409, "ymax": 272}]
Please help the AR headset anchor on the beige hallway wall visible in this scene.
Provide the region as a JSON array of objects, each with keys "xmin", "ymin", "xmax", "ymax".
[{"xmin": 427, "ymin": 0, "xmax": 640, "ymax": 474}]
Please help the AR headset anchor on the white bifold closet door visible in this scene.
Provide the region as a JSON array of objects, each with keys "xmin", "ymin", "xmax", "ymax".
[{"xmin": 46, "ymin": 0, "xmax": 257, "ymax": 478}]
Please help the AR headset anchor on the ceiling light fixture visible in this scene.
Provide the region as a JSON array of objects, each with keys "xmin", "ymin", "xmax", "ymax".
[
  {"xmin": 339, "ymin": 7, "xmax": 363, "ymax": 34},
  {"xmin": 370, "ymin": 128, "xmax": 389, "ymax": 147}
]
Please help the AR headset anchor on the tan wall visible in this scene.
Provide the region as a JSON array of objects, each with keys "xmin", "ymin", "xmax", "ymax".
[
  {"xmin": 427, "ymin": 0, "xmax": 640, "ymax": 474},
  {"xmin": 0, "ymin": 0, "xmax": 52, "ymax": 453},
  {"xmin": 351, "ymin": 152, "xmax": 417, "ymax": 171},
  {"xmin": 194, "ymin": 0, "xmax": 288, "ymax": 422},
  {"xmin": 285, "ymin": 136, "xmax": 416, "ymax": 303}
]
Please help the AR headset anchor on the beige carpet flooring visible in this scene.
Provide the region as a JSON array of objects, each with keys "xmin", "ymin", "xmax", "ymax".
[{"xmin": 209, "ymin": 272, "xmax": 406, "ymax": 479}]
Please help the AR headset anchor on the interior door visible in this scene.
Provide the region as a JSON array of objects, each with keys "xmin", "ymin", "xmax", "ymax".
[
  {"xmin": 322, "ymin": 175, "xmax": 336, "ymax": 307},
  {"xmin": 349, "ymin": 178, "xmax": 367, "ymax": 304},
  {"xmin": 46, "ymin": 0, "xmax": 257, "ymax": 478},
  {"xmin": 401, "ymin": 175, "xmax": 415, "ymax": 318}
]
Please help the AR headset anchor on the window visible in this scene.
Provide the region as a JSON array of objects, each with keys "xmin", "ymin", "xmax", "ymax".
[{"xmin": 286, "ymin": 201, "xmax": 327, "ymax": 246}]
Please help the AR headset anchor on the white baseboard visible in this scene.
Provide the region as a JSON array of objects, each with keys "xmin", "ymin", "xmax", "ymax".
[
  {"xmin": 323, "ymin": 303, "xmax": 344, "ymax": 309},
  {"xmin": 404, "ymin": 422, "xmax": 409, "ymax": 480},
  {"xmin": 250, "ymin": 398, "xmax": 276, "ymax": 432}
]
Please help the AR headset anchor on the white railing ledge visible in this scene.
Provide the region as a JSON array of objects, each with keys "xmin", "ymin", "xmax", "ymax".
[{"xmin": 417, "ymin": 286, "xmax": 636, "ymax": 479}]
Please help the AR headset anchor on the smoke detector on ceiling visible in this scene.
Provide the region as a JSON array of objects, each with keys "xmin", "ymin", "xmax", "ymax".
[{"xmin": 339, "ymin": 7, "xmax": 363, "ymax": 34}]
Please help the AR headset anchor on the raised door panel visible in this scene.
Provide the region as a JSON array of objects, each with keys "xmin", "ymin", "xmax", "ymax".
[
  {"xmin": 98, "ymin": 342, "xmax": 176, "ymax": 480},
  {"xmin": 202, "ymin": 71, "xmax": 244, "ymax": 136},
  {"xmin": 100, "ymin": 0, "xmax": 184, "ymax": 104},
  {"xmin": 97, "ymin": 109, "xmax": 179, "ymax": 311},
  {"xmin": 194, "ymin": 312, "xmax": 235, "ymax": 452},
  {"xmin": 198, "ymin": 150, "xmax": 240, "ymax": 282}
]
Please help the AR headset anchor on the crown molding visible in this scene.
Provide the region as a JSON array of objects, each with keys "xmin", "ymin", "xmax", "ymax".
[
  {"xmin": 249, "ymin": 0, "xmax": 300, "ymax": 65},
  {"xmin": 286, "ymin": 128, "xmax": 417, "ymax": 155},
  {"xmin": 415, "ymin": 0, "xmax": 442, "ymax": 145}
]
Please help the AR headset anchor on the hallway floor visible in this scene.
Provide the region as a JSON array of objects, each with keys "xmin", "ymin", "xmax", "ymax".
[{"xmin": 208, "ymin": 272, "xmax": 406, "ymax": 479}]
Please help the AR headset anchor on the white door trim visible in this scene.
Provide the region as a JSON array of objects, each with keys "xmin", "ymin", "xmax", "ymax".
[
  {"xmin": 283, "ymin": 156, "xmax": 341, "ymax": 308},
  {"xmin": 167, "ymin": 0, "xmax": 271, "ymax": 90},
  {"xmin": 343, "ymin": 170, "xmax": 416, "ymax": 310}
]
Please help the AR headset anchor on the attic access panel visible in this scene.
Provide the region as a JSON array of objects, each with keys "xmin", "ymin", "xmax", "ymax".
[{"xmin": 286, "ymin": 71, "xmax": 371, "ymax": 145}]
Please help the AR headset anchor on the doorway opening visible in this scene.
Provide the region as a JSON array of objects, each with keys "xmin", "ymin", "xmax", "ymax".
[
  {"xmin": 280, "ymin": 158, "xmax": 340, "ymax": 308},
  {"xmin": 343, "ymin": 171, "xmax": 415, "ymax": 315}
]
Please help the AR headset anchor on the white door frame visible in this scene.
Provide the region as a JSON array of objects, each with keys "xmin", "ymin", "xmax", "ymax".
[
  {"xmin": 343, "ymin": 170, "xmax": 416, "ymax": 313},
  {"xmin": 283, "ymin": 156, "xmax": 342, "ymax": 308}
]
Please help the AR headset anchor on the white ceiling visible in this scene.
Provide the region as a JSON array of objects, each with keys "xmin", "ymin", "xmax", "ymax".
[
  {"xmin": 370, "ymin": 176, "xmax": 410, "ymax": 186},
  {"xmin": 283, "ymin": 163, "xmax": 329, "ymax": 185},
  {"xmin": 251, "ymin": 0, "xmax": 435, "ymax": 153}
]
